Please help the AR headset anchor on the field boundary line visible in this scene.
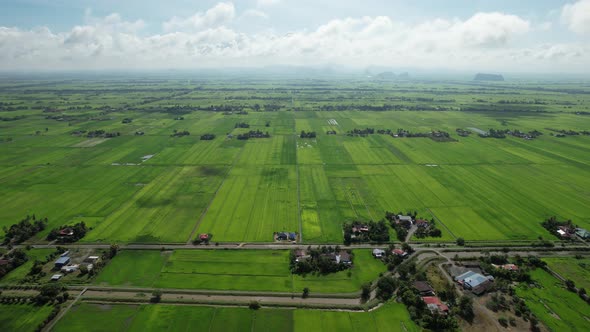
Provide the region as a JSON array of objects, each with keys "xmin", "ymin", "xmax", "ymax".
[
  {"xmin": 207, "ymin": 307, "xmax": 217, "ymax": 332},
  {"xmin": 425, "ymin": 208, "xmax": 457, "ymax": 240},
  {"xmin": 186, "ymin": 143, "xmax": 247, "ymax": 244},
  {"xmin": 295, "ymin": 129, "xmax": 303, "ymax": 243}
]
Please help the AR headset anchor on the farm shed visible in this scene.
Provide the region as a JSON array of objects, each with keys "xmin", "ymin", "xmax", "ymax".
[
  {"xmin": 576, "ymin": 228, "xmax": 590, "ymax": 239},
  {"xmin": 455, "ymin": 271, "xmax": 494, "ymax": 294},
  {"xmin": 54, "ymin": 256, "xmax": 70, "ymax": 268}
]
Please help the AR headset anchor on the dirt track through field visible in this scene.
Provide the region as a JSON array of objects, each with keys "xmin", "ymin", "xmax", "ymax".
[{"xmin": 81, "ymin": 290, "xmax": 360, "ymax": 306}]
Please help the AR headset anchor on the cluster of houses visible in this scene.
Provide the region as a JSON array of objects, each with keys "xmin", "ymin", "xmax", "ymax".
[
  {"xmin": 392, "ymin": 214, "xmax": 430, "ymax": 230},
  {"xmin": 275, "ymin": 232, "xmax": 297, "ymax": 242},
  {"xmin": 294, "ymin": 249, "xmax": 352, "ymax": 265},
  {"xmin": 552, "ymin": 224, "xmax": 590, "ymax": 240},
  {"xmin": 51, "ymin": 253, "xmax": 100, "ymax": 281},
  {"xmin": 413, "ymin": 281, "xmax": 449, "ymax": 314},
  {"xmin": 349, "ymin": 224, "xmax": 370, "ymax": 240},
  {"xmin": 371, "ymin": 248, "xmax": 409, "ymax": 259}
]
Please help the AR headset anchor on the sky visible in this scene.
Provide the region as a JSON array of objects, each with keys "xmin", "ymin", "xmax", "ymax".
[{"xmin": 0, "ymin": 0, "xmax": 589, "ymax": 73}]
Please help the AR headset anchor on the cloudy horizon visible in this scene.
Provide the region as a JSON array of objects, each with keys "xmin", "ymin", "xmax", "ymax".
[{"xmin": 0, "ymin": 0, "xmax": 589, "ymax": 73}]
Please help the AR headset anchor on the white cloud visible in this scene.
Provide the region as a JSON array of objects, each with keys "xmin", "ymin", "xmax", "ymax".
[
  {"xmin": 561, "ymin": 0, "xmax": 590, "ymax": 34},
  {"xmin": 257, "ymin": 0, "xmax": 281, "ymax": 6},
  {"xmin": 242, "ymin": 9, "xmax": 268, "ymax": 19},
  {"xmin": 0, "ymin": 3, "xmax": 587, "ymax": 73},
  {"xmin": 454, "ymin": 12, "xmax": 530, "ymax": 47},
  {"xmin": 163, "ymin": 2, "xmax": 235, "ymax": 32}
]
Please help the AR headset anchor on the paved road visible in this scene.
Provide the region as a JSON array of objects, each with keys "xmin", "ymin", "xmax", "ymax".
[{"xmin": 17, "ymin": 242, "xmax": 590, "ymax": 254}]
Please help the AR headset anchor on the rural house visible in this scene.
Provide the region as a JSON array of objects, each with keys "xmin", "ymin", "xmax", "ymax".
[
  {"xmin": 338, "ymin": 251, "xmax": 352, "ymax": 265},
  {"xmin": 422, "ymin": 296, "xmax": 449, "ymax": 314},
  {"xmin": 413, "ymin": 281, "xmax": 436, "ymax": 296},
  {"xmin": 372, "ymin": 249, "xmax": 385, "ymax": 258},
  {"xmin": 397, "ymin": 215, "xmax": 413, "ymax": 224},
  {"xmin": 492, "ymin": 263, "xmax": 519, "ymax": 271},
  {"xmin": 415, "ymin": 219, "xmax": 429, "ymax": 228},
  {"xmin": 59, "ymin": 228, "xmax": 74, "ymax": 237},
  {"xmin": 392, "ymin": 249, "xmax": 408, "ymax": 258},
  {"xmin": 295, "ymin": 249, "xmax": 309, "ymax": 262}
]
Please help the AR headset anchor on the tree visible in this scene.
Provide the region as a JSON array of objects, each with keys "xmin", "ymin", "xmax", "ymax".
[
  {"xmin": 456, "ymin": 237, "xmax": 465, "ymax": 246},
  {"xmin": 401, "ymin": 242, "xmax": 413, "ymax": 253},
  {"xmin": 376, "ymin": 276, "xmax": 396, "ymax": 300},
  {"xmin": 302, "ymin": 287, "xmax": 310, "ymax": 298},
  {"xmin": 109, "ymin": 244, "xmax": 119, "ymax": 259},
  {"xmin": 457, "ymin": 295, "xmax": 474, "ymax": 322},
  {"xmin": 361, "ymin": 283, "xmax": 371, "ymax": 302},
  {"xmin": 249, "ymin": 301, "xmax": 261, "ymax": 310},
  {"xmin": 151, "ymin": 290, "xmax": 162, "ymax": 303}
]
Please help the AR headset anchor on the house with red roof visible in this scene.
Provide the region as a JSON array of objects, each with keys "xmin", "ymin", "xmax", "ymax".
[
  {"xmin": 422, "ymin": 296, "xmax": 449, "ymax": 314},
  {"xmin": 392, "ymin": 249, "xmax": 408, "ymax": 258}
]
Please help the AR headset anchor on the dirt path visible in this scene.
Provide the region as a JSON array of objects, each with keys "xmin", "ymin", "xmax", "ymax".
[
  {"xmin": 405, "ymin": 225, "xmax": 417, "ymax": 242},
  {"xmin": 81, "ymin": 289, "xmax": 360, "ymax": 307},
  {"xmin": 43, "ymin": 287, "xmax": 87, "ymax": 332}
]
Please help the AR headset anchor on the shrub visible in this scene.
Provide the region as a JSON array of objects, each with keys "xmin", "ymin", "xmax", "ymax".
[
  {"xmin": 302, "ymin": 288, "xmax": 310, "ymax": 298},
  {"xmin": 249, "ymin": 301, "xmax": 260, "ymax": 310},
  {"xmin": 150, "ymin": 290, "xmax": 162, "ymax": 303}
]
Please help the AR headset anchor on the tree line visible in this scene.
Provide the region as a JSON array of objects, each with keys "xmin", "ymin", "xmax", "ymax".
[
  {"xmin": 236, "ymin": 130, "xmax": 270, "ymax": 140},
  {"xmin": 3, "ymin": 215, "xmax": 47, "ymax": 245},
  {"xmin": 299, "ymin": 130, "xmax": 316, "ymax": 138}
]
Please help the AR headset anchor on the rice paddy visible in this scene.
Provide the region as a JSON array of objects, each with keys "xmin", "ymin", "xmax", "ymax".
[
  {"xmin": 52, "ymin": 302, "xmax": 417, "ymax": 332},
  {"xmin": 95, "ymin": 249, "xmax": 386, "ymax": 293},
  {"xmin": 1, "ymin": 78, "xmax": 589, "ymax": 245}
]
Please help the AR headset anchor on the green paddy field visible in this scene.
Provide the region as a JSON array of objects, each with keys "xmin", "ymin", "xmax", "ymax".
[
  {"xmin": 95, "ymin": 249, "xmax": 386, "ymax": 293},
  {"xmin": 1, "ymin": 79, "xmax": 589, "ymax": 244},
  {"xmin": 0, "ymin": 304, "xmax": 53, "ymax": 332},
  {"xmin": 52, "ymin": 302, "xmax": 418, "ymax": 332},
  {"xmin": 516, "ymin": 268, "xmax": 590, "ymax": 332}
]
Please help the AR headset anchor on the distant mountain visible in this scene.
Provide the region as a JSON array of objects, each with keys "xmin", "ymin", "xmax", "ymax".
[
  {"xmin": 376, "ymin": 71, "xmax": 397, "ymax": 80},
  {"xmin": 474, "ymin": 73, "xmax": 504, "ymax": 81},
  {"xmin": 397, "ymin": 72, "xmax": 410, "ymax": 79}
]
